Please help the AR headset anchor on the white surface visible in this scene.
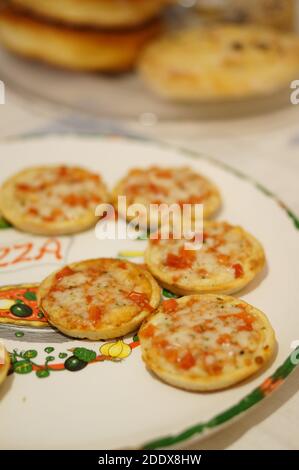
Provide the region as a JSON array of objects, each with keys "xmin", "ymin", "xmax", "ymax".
[{"xmin": 0, "ymin": 92, "xmax": 299, "ymax": 449}]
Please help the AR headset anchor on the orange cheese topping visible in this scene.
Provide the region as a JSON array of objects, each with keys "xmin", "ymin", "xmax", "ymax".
[
  {"xmin": 140, "ymin": 296, "xmax": 266, "ymax": 376},
  {"xmin": 41, "ymin": 259, "xmax": 154, "ymax": 329},
  {"xmin": 14, "ymin": 166, "xmax": 108, "ymax": 223},
  {"xmin": 150, "ymin": 222, "xmax": 254, "ymax": 285},
  {"xmin": 121, "ymin": 166, "xmax": 215, "ymax": 207}
]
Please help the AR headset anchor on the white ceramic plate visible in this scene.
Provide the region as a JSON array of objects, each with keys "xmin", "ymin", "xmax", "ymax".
[{"xmin": 0, "ymin": 135, "xmax": 298, "ymax": 450}]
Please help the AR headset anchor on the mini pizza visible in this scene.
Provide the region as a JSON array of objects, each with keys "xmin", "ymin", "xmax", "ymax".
[
  {"xmin": 38, "ymin": 258, "xmax": 161, "ymax": 340},
  {"xmin": 0, "ymin": 283, "xmax": 47, "ymax": 327},
  {"xmin": 139, "ymin": 25, "xmax": 299, "ymax": 101},
  {"xmin": 0, "ymin": 346, "xmax": 10, "ymax": 387},
  {"xmin": 145, "ymin": 221, "xmax": 265, "ymax": 295},
  {"xmin": 0, "ymin": 165, "xmax": 110, "ymax": 235},
  {"xmin": 139, "ymin": 295, "xmax": 276, "ymax": 391},
  {"xmin": 112, "ymin": 166, "xmax": 221, "ymax": 225}
]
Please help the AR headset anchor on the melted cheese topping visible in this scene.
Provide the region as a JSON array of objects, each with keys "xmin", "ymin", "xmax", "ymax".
[
  {"xmin": 148, "ymin": 222, "xmax": 261, "ymax": 287},
  {"xmin": 140, "ymin": 295, "xmax": 271, "ymax": 377},
  {"xmin": 13, "ymin": 166, "xmax": 108, "ymax": 223},
  {"xmin": 42, "ymin": 259, "xmax": 154, "ymax": 330},
  {"xmin": 118, "ymin": 166, "xmax": 216, "ymax": 207}
]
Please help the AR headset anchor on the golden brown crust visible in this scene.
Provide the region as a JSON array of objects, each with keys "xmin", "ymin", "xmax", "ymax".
[
  {"xmin": 9, "ymin": 0, "xmax": 168, "ymax": 28},
  {"xmin": 38, "ymin": 258, "xmax": 161, "ymax": 340},
  {"xmin": 0, "ymin": 349, "xmax": 10, "ymax": 387},
  {"xmin": 0, "ymin": 165, "xmax": 110, "ymax": 235},
  {"xmin": 0, "ymin": 7, "xmax": 162, "ymax": 71},
  {"xmin": 139, "ymin": 294, "xmax": 276, "ymax": 391},
  {"xmin": 139, "ymin": 24, "xmax": 299, "ymax": 101},
  {"xmin": 145, "ymin": 221, "xmax": 266, "ymax": 295}
]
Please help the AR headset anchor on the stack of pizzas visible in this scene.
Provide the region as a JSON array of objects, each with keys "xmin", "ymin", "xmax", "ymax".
[
  {"xmin": 0, "ymin": 0, "xmax": 167, "ymax": 71},
  {"xmin": 0, "ymin": 163, "xmax": 276, "ymax": 393}
]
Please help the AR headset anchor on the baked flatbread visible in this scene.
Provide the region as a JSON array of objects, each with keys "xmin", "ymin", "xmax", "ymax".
[
  {"xmin": 139, "ymin": 294, "xmax": 276, "ymax": 391},
  {"xmin": 112, "ymin": 166, "xmax": 221, "ymax": 225},
  {"xmin": 145, "ymin": 221, "xmax": 265, "ymax": 295},
  {"xmin": 0, "ymin": 165, "xmax": 110, "ymax": 235},
  {"xmin": 38, "ymin": 258, "xmax": 161, "ymax": 340}
]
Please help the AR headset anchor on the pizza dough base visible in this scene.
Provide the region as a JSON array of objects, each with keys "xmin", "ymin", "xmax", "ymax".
[
  {"xmin": 145, "ymin": 222, "xmax": 266, "ymax": 295},
  {"xmin": 139, "ymin": 294, "xmax": 276, "ymax": 391},
  {"xmin": 38, "ymin": 258, "xmax": 161, "ymax": 340},
  {"xmin": 0, "ymin": 166, "xmax": 110, "ymax": 235}
]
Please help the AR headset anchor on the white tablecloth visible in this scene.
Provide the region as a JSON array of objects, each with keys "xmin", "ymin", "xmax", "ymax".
[{"xmin": 0, "ymin": 90, "xmax": 299, "ymax": 450}]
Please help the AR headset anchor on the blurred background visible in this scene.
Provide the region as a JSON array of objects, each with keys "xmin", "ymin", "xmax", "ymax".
[{"xmin": 0, "ymin": 0, "xmax": 298, "ymax": 121}]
